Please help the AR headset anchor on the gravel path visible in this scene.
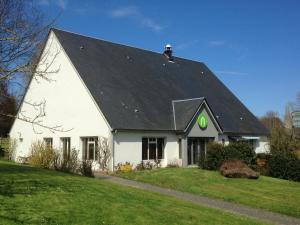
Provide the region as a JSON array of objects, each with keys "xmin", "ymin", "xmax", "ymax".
[{"xmin": 95, "ymin": 174, "xmax": 300, "ymax": 225}]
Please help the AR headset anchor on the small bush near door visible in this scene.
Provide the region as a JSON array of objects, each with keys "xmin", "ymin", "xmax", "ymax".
[
  {"xmin": 200, "ymin": 142, "xmax": 224, "ymax": 170},
  {"xmin": 79, "ymin": 160, "xmax": 94, "ymax": 177},
  {"xmin": 200, "ymin": 142, "xmax": 256, "ymax": 170}
]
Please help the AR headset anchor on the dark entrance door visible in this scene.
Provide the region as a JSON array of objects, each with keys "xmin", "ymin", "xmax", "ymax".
[{"xmin": 187, "ymin": 137, "xmax": 206, "ymax": 165}]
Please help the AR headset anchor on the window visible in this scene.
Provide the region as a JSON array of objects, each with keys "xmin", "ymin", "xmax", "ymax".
[
  {"xmin": 82, "ymin": 137, "xmax": 98, "ymax": 161},
  {"xmin": 44, "ymin": 138, "xmax": 53, "ymax": 149},
  {"xmin": 61, "ymin": 138, "xmax": 71, "ymax": 159},
  {"xmin": 142, "ymin": 137, "xmax": 164, "ymax": 160}
]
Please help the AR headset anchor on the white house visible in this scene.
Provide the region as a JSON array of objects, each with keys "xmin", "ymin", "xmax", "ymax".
[{"xmin": 9, "ymin": 29, "xmax": 269, "ymax": 170}]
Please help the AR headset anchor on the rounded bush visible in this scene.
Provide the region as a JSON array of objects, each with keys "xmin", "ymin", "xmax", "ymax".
[
  {"xmin": 268, "ymin": 152, "xmax": 300, "ymax": 182},
  {"xmin": 224, "ymin": 142, "xmax": 255, "ymax": 166},
  {"xmin": 201, "ymin": 142, "xmax": 224, "ymax": 170}
]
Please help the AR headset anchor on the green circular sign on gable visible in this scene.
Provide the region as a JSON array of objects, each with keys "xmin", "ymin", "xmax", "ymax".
[{"xmin": 197, "ymin": 112, "xmax": 208, "ymax": 130}]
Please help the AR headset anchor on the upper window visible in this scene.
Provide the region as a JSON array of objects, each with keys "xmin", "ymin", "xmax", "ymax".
[
  {"xmin": 44, "ymin": 138, "xmax": 53, "ymax": 149},
  {"xmin": 142, "ymin": 137, "xmax": 164, "ymax": 160},
  {"xmin": 82, "ymin": 137, "xmax": 98, "ymax": 161},
  {"xmin": 61, "ymin": 137, "xmax": 71, "ymax": 159}
]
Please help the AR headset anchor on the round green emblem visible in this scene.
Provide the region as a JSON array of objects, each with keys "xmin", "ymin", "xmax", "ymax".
[{"xmin": 197, "ymin": 113, "xmax": 208, "ymax": 129}]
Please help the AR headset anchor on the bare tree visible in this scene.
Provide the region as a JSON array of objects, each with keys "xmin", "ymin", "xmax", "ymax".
[
  {"xmin": 260, "ymin": 111, "xmax": 283, "ymax": 131},
  {"xmin": 97, "ymin": 137, "xmax": 111, "ymax": 171},
  {"xmin": 0, "ymin": 0, "xmax": 70, "ymax": 133},
  {"xmin": 284, "ymin": 102, "xmax": 294, "ymax": 129}
]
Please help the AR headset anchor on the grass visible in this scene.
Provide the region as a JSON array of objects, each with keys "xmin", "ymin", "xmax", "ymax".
[
  {"xmin": 0, "ymin": 160, "xmax": 269, "ymax": 225},
  {"xmin": 116, "ymin": 168, "xmax": 300, "ymax": 218}
]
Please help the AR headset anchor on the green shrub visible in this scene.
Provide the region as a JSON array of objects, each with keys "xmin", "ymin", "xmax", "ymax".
[
  {"xmin": 28, "ymin": 141, "xmax": 57, "ymax": 169},
  {"xmin": 224, "ymin": 142, "xmax": 255, "ymax": 166},
  {"xmin": 268, "ymin": 152, "xmax": 300, "ymax": 182},
  {"xmin": 201, "ymin": 142, "xmax": 224, "ymax": 170},
  {"xmin": 79, "ymin": 160, "xmax": 94, "ymax": 177}
]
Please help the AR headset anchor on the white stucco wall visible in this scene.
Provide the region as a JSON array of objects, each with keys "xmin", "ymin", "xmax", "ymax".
[
  {"xmin": 217, "ymin": 134, "xmax": 270, "ymax": 153},
  {"xmin": 254, "ymin": 136, "xmax": 270, "ymax": 153},
  {"xmin": 113, "ymin": 131, "xmax": 180, "ymax": 168},
  {"xmin": 9, "ymin": 31, "xmax": 110, "ymax": 161}
]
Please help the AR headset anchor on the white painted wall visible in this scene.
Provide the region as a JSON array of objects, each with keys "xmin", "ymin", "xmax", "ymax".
[
  {"xmin": 217, "ymin": 134, "xmax": 270, "ymax": 153},
  {"xmin": 9, "ymin": 31, "xmax": 111, "ymax": 161},
  {"xmin": 113, "ymin": 131, "xmax": 179, "ymax": 168},
  {"xmin": 254, "ymin": 137, "xmax": 270, "ymax": 153}
]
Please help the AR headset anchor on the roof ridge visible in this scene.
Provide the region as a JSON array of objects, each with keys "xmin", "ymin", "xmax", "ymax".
[{"xmin": 51, "ymin": 27, "xmax": 204, "ymax": 64}]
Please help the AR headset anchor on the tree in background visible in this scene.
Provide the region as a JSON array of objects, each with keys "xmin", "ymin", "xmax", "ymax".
[
  {"xmin": 284, "ymin": 103, "xmax": 294, "ymax": 129},
  {"xmin": 261, "ymin": 111, "xmax": 299, "ymax": 155},
  {"xmin": 0, "ymin": 0, "xmax": 69, "ymax": 133},
  {"xmin": 0, "ymin": 80, "xmax": 16, "ymax": 136},
  {"xmin": 260, "ymin": 111, "xmax": 283, "ymax": 131}
]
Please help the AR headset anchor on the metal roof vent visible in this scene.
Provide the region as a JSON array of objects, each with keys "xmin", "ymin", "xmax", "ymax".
[{"xmin": 163, "ymin": 44, "xmax": 174, "ymax": 61}]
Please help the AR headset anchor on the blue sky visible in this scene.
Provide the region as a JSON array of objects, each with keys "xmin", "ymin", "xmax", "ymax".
[{"xmin": 38, "ymin": 0, "xmax": 300, "ymax": 118}]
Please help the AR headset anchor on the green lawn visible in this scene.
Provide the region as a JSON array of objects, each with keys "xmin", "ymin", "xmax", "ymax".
[
  {"xmin": 0, "ymin": 160, "xmax": 269, "ymax": 225},
  {"xmin": 116, "ymin": 168, "xmax": 300, "ymax": 218}
]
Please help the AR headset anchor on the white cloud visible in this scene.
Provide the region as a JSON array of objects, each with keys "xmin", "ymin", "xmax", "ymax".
[
  {"xmin": 110, "ymin": 6, "xmax": 139, "ymax": 17},
  {"xmin": 109, "ymin": 6, "xmax": 163, "ymax": 32},
  {"xmin": 215, "ymin": 70, "xmax": 247, "ymax": 76}
]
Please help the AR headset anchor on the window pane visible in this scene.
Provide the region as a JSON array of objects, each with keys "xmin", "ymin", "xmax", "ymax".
[
  {"xmin": 157, "ymin": 138, "xmax": 164, "ymax": 159},
  {"xmin": 142, "ymin": 138, "xmax": 148, "ymax": 160},
  {"xmin": 95, "ymin": 139, "xmax": 98, "ymax": 161},
  {"xmin": 149, "ymin": 138, "xmax": 156, "ymax": 143},
  {"xmin": 44, "ymin": 138, "xmax": 53, "ymax": 149},
  {"xmin": 63, "ymin": 139, "xmax": 67, "ymax": 159},
  {"xmin": 149, "ymin": 143, "xmax": 156, "ymax": 160},
  {"xmin": 62, "ymin": 138, "xmax": 71, "ymax": 159},
  {"xmin": 88, "ymin": 143, "xmax": 94, "ymax": 160}
]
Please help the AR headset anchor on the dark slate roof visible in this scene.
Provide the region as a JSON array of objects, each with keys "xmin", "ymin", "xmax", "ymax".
[
  {"xmin": 52, "ymin": 28, "xmax": 268, "ymax": 135},
  {"xmin": 173, "ymin": 98, "xmax": 204, "ymax": 131}
]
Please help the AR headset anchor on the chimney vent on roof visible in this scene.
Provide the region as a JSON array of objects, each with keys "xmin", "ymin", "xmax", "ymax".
[{"xmin": 163, "ymin": 44, "xmax": 173, "ymax": 61}]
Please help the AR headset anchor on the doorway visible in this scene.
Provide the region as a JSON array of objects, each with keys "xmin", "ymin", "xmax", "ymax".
[{"xmin": 187, "ymin": 137, "xmax": 209, "ymax": 165}]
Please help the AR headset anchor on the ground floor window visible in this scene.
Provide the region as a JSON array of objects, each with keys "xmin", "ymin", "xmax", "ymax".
[
  {"xmin": 61, "ymin": 137, "xmax": 71, "ymax": 159},
  {"xmin": 82, "ymin": 137, "xmax": 98, "ymax": 161},
  {"xmin": 44, "ymin": 138, "xmax": 53, "ymax": 149},
  {"xmin": 142, "ymin": 137, "xmax": 164, "ymax": 160}
]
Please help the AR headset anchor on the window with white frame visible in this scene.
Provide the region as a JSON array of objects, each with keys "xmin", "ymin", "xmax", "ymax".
[
  {"xmin": 82, "ymin": 137, "xmax": 98, "ymax": 161},
  {"xmin": 142, "ymin": 137, "xmax": 164, "ymax": 160},
  {"xmin": 61, "ymin": 137, "xmax": 71, "ymax": 159},
  {"xmin": 44, "ymin": 138, "xmax": 53, "ymax": 149}
]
